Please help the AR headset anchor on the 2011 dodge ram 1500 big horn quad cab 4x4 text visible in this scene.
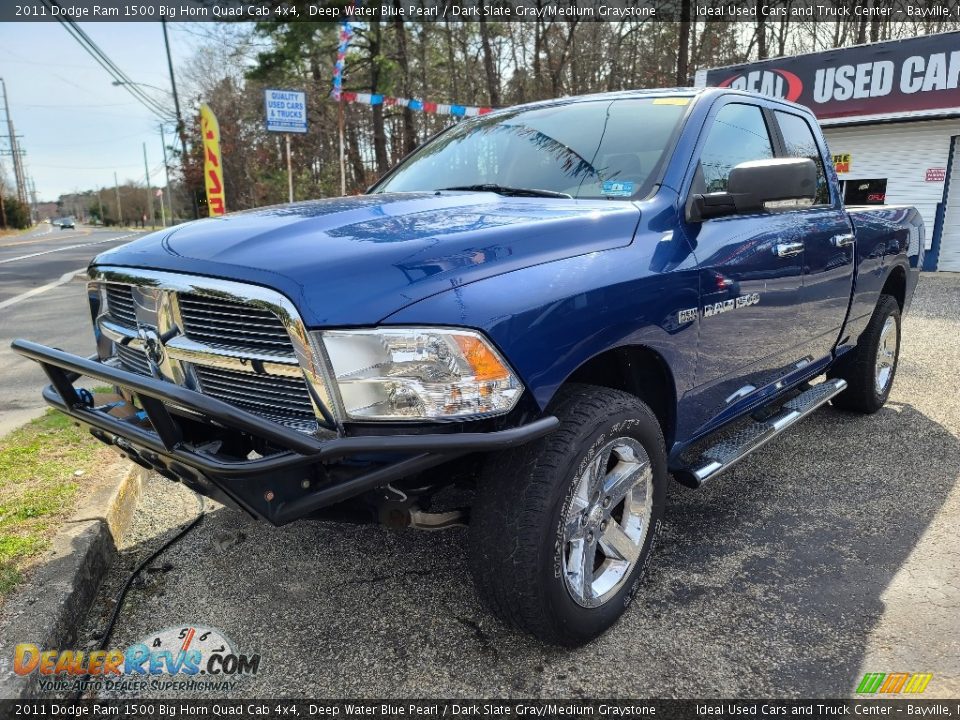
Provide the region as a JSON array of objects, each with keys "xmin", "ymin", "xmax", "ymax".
[{"xmin": 14, "ymin": 88, "xmax": 922, "ymax": 646}]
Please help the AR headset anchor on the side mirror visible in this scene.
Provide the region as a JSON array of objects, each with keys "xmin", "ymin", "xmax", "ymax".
[{"xmin": 687, "ymin": 158, "xmax": 818, "ymax": 222}]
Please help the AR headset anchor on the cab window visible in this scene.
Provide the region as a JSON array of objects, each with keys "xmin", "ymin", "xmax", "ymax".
[
  {"xmin": 695, "ymin": 103, "xmax": 774, "ymax": 194},
  {"xmin": 774, "ymin": 111, "xmax": 831, "ymax": 205}
]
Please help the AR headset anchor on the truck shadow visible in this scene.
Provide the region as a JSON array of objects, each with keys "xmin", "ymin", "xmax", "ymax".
[
  {"xmin": 73, "ymin": 399, "xmax": 959, "ymax": 699},
  {"xmin": 645, "ymin": 400, "xmax": 960, "ymax": 697}
]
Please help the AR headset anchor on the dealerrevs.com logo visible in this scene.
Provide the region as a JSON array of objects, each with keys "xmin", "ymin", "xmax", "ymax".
[
  {"xmin": 856, "ymin": 672, "xmax": 933, "ymax": 694},
  {"xmin": 10, "ymin": 625, "xmax": 261, "ymax": 694}
]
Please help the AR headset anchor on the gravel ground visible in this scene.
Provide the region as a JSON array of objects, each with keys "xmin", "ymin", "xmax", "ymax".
[{"xmin": 76, "ymin": 273, "xmax": 960, "ymax": 699}]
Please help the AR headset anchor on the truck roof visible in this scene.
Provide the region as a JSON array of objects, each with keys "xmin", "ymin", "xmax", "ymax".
[{"xmin": 484, "ymin": 86, "xmax": 814, "ymax": 118}]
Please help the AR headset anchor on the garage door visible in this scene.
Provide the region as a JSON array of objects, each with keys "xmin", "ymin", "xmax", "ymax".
[
  {"xmin": 939, "ymin": 137, "xmax": 960, "ymax": 272},
  {"xmin": 823, "ymin": 120, "xmax": 954, "ymax": 247}
]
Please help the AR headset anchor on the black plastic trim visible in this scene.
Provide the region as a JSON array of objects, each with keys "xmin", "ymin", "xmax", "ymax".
[{"xmin": 12, "ymin": 339, "xmax": 559, "ymax": 524}]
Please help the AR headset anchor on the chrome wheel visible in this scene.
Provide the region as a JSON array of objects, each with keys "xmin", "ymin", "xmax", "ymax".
[
  {"xmin": 562, "ymin": 437, "xmax": 653, "ymax": 608},
  {"xmin": 875, "ymin": 316, "xmax": 898, "ymax": 394}
]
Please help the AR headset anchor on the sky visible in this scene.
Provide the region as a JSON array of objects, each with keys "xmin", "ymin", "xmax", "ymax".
[{"xmin": 0, "ymin": 22, "xmax": 199, "ymax": 201}]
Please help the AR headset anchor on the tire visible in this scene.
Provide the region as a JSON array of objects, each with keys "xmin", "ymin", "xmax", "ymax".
[
  {"xmin": 469, "ymin": 384, "xmax": 667, "ymax": 646},
  {"xmin": 828, "ymin": 294, "xmax": 901, "ymax": 414}
]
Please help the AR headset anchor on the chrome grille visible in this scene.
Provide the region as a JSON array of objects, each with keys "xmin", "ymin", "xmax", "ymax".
[
  {"xmin": 178, "ymin": 294, "xmax": 295, "ymax": 355},
  {"xmin": 194, "ymin": 365, "xmax": 316, "ymax": 426},
  {"xmin": 93, "ymin": 269, "xmax": 332, "ymax": 435},
  {"xmin": 105, "ymin": 284, "xmax": 137, "ymax": 326},
  {"xmin": 116, "ymin": 343, "xmax": 151, "ymax": 375}
]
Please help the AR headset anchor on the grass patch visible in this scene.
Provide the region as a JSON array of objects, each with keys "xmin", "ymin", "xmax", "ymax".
[{"xmin": 0, "ymin": 409, "xmax": 113, "ymax": 602}]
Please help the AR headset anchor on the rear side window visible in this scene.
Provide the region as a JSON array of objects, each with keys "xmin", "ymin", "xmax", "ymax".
[
  {"xmin": 697, "ymin": 103, "xmax": 774, "ymax": 193},
  {"xmin": 774, "ymin": 111, "xmax": 831, "ymax": 205}
]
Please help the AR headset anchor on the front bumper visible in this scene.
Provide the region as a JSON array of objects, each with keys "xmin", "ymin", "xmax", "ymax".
[{"xmin": 12, "ymin": 340, "xmax": 558, "ymax": 525}]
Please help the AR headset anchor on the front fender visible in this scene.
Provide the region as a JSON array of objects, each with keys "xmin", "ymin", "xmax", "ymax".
[{"xmin": 381, "ymin": 228, "xmax": 700, "ymax": 413}]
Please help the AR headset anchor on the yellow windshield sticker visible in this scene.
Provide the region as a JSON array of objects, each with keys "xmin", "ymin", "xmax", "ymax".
[{"xmin": 652, "ymin": 97, "xmax": 691, "ymax": 106}]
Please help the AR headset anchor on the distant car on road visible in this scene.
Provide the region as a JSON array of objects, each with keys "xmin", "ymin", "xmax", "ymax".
[{"xmin": 59, "ymin": 217, "xmax": 75, "ymax": 229}]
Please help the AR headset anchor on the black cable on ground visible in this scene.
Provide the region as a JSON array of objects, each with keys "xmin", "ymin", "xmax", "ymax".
[{"xmin": 70, "ymin": 492, "xmax": 206, "ymax": 700}]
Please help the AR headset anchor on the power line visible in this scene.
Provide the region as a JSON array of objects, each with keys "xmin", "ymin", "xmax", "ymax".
[
  {"xmin": 41, "ymin": 1, "xmax": 175, "ymax": 123},
  {"xmin": 58, "ymin": 21, "xmax": 170, "ymax": 119},
  {"xmin": 58, "ymin": 21, "xmax": 172, "ymax": 120},
  {"xmin": 31, "ymin": 162, "xmax": 143, "ymax": 170},
  {"xmin": 22, "ymin": 102, "xmax": 141, "ymax": 109}
]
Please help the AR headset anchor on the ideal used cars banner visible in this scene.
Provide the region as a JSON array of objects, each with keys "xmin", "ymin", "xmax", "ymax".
[
  {"xmin": 697, "ymin": 31, "xmax": 960, "ymax": 123},
  {"xmin": 200, "ymin": 103, "xmax": 226, "ymax": 216}
]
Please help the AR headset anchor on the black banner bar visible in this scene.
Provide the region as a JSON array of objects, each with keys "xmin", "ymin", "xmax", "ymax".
[
  {"xmin": 4, "ymin": 699, "xmax": 960, "ymax": 720},
  {"xmin": 4, "ymin": 0, "xmax": 960, "ymax": 23}
]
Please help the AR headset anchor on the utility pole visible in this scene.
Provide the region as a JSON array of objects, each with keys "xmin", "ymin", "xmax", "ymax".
[
  {"xmin": 286, "ymin": 134, "xmax": 294, "ymax": 203},
  {"xmin": 28, "ymin": 177, "xmax": 38, "ymax": 223},
  {"xmin": 161, "ymin": 20, "xmax": 194, "ymax": 218},
  {"xmin": 159, "ymin": 124, "xmax": 173, "ymax": 225},
  {"xmin": 142, "ymin": 142, "xmax": 154, "ymax": 229},
  {"xmin": 114, "ymin": 172, "xmax": 123, "ymax": 227},
  {"xmin": 1, "ymin": 78, "xmax": 28, "ymax": 208},
  {"xmin": 0, "ymin": 158, "xmax": 6, "ymax": 227},
  {"xmin": 338, "ymin": 97, "xmax": 346, "ymax": 196}
]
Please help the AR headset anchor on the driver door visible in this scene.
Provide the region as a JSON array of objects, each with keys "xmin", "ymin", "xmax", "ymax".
[{"xmin": 680, "ymin": 101, "xmax": 809, "ymax": 436}]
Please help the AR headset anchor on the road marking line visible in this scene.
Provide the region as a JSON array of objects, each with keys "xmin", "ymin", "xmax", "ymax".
[
  {"xmin": 0, "ymin": 228, "xmax": 87, "ymax": 248},
  {"xmin": 0, "ymin": 231, "xmax": 140, "ymax": 265},
  {"xmin": 0, "ymin": 225, "xmax": 80, "ymax": 248},
  {"xmin": 0, "ymin": 267, "xmax": 86, "ymax": 311}
]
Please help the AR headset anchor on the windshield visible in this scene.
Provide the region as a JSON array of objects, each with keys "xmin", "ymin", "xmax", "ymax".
[{"xmin": 375, "ymin": 97, "xmax": 689, "ymax": 200}]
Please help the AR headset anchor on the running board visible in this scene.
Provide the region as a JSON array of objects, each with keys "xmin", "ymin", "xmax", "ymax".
[{"xmin": 672, "ymin": 379, "xmax": 847, "ymax": 489}]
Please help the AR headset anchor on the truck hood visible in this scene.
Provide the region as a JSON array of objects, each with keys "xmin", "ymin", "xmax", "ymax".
[{"xmin": 94, "ymin": 192, "xmax": 641, "ymax": 326}]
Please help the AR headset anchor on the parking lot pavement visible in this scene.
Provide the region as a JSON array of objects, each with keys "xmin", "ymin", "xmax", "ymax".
[{"xmin": 77, "ymin": 274, "xmax": 960, "ymax": 699}]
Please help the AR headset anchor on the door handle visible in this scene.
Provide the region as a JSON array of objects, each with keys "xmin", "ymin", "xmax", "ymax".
[
  {"xmin": 831, "ymin": 233, "xmax": 856, "ymax": 248},
  {"xmin": 774, "ymin": 241, "xmax": 804, "ymax": 258}
]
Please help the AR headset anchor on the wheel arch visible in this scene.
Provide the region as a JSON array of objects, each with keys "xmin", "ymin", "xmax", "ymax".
[
  {"xmin": 561, "ymin": 344, "xmax": 677, "ymax": 448},
  {"xmin": 881, "ymin": 263, "xmax": 907, "ymax": 312}
]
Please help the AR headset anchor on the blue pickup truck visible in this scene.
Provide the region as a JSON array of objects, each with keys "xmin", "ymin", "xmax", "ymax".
[{"xmin": 14, "ymin": 87, "xmax": 922, "ymax": 646}]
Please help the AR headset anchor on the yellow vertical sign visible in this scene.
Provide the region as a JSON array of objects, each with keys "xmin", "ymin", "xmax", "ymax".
[{"xmin": 200, "ymin": 103, "xmax": 225, "ymax": 216}]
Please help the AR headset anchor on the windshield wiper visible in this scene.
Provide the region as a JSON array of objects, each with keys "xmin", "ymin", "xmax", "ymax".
[{"xmin": 438, "ymin": 184, "xmax": 572, "ymax": 199}]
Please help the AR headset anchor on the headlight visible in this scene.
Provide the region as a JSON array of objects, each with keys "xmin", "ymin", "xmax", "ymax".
[{"xmin": 317, "ymin": 328, "xmax": 523, "ymax": 421}]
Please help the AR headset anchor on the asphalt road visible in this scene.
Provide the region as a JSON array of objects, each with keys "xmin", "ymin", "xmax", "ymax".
[
  {"xmin": 0, "ymin": 224, "xmax": 143, "ymax": 436},
  {"xmin": 70, "ymin": 274, "xmax": 960, "ymax": 699}
]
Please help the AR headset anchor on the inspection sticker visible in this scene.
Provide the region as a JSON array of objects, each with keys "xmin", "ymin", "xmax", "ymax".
[{"xmin": 602, "ymin": 180, "xmax": 635, "ymax": 197}]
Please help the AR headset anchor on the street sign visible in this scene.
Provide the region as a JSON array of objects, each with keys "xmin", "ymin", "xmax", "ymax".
[{"xmin": 265, "ymin": 89, "xmax": 307, "ymax": 134}]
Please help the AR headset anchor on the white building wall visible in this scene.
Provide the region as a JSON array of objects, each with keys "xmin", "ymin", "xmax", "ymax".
[
  {"xmin": 823, "ymin": 119, "xmax": 960, "ymax": 268},
  {"xmin": 938, "ymin": 139, "xmax": 960, "ymax": 272}
]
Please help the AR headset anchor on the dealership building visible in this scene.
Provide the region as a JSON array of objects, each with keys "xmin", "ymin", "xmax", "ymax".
[{"xmin": 695, "ymin": 31, "xmax": 960, "ymax": 272}]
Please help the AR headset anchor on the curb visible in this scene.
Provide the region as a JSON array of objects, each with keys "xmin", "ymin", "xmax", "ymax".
[{"xmin": 0, "ymin": 464, "xmax": 146, "ymax": 699}]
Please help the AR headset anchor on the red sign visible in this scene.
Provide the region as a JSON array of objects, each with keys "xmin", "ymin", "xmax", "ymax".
[
  {"xmin": 703, "ymin": 32, "xmax": 960, "ymax": 122},
  {"xmin": 925, "ymin": 167, "xmax": 947, "ymax": 182}
]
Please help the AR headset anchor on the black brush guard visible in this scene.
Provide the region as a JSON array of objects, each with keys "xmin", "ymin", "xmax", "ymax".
[{"xmin": 11, "ymin": 340, "xmax": 559, "ymax": 526}]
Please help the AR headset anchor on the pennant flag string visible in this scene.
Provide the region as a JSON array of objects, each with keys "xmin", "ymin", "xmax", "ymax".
[
  {"xmin": 337, "ymin": 91, "xmax": 492, "ymax": 118},
  {"xmin": 330, "ymin": 19, "xmax": 492, "ymax": 118},
  {"xmin": 331, "ymin": 20, "xmax": 353, "ymax": 101}
]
